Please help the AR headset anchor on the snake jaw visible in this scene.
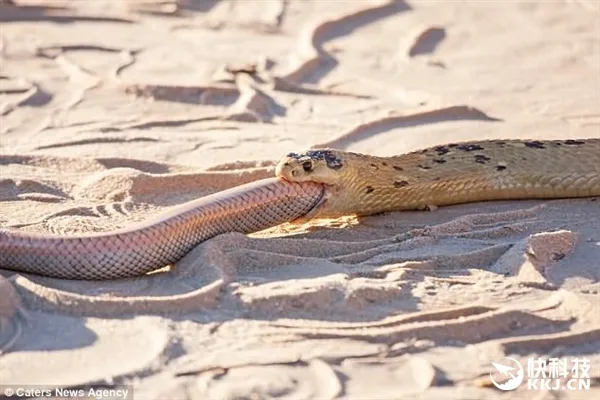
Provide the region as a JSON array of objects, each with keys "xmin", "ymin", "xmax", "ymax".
[
  {"xmin": 275, "ymin": 159, "xmax": 336, "ymax": 220},
  {"xmin": 275, "ymin": 155, "xmax": 341, "ymax": 186},
  {"xmin": 291, "ymin": 186, "xmax": 331, "ymax": 222}
]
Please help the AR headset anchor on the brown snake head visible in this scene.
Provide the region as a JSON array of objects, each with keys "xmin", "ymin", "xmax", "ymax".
[
  {"xmin": 275, "ymin": 149, "xmax": 379, "ymax": 218},
  {"xmin": 275, "ymin": 149, "xmax": 346, "ymax": 186}
]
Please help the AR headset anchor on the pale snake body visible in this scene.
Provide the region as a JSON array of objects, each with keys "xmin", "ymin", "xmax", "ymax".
[{"xmin": 1, "ymin": 138, "xmax": 598, "ymax": 280}]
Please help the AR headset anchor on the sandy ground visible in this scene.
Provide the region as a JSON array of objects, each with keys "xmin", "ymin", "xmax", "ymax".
[{"xmin": 0, "ymin": 0, "xmax": 599, "ymax": 399}]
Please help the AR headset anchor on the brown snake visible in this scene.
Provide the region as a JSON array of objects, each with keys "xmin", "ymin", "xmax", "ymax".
[{"xmin": 1, "ymin": 139, "xmax": 599, "ymax": 280}]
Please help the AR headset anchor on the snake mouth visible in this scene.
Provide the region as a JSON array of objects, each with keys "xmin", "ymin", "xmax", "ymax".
[{"xmin": 293, "ymin": 182, "xmax": 329, "ymax": 222}]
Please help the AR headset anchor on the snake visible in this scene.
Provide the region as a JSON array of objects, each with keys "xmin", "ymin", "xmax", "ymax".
[{"xmin": 1, "ymin": 138, "xmax": 598, "ymax": 280}]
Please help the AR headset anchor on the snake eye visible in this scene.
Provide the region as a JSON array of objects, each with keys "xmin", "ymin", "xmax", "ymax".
[{"xmin": 302, "ymin": 161, "xmax": 313, "ymax": 172}]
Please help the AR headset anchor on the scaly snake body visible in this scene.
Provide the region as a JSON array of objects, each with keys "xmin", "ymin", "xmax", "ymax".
[
  {"xmin": 0, "ymin": 179, "xmax": 324, "ymax": 280},
  {"xmin": 1, "ymin": 139, "xmax": 599, "ymax": 280},
  {"xmin": 277, "ymin": 139, "xmax": 600, "ymax": 218}
]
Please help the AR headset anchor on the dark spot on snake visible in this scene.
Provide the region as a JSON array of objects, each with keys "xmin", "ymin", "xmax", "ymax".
[
  {"xmin": 457, "ymin": 144, "xmax": 484, "ymax": 152},
  {"xmin": 365, "ymin": 186, "xmax": 374, "ymax": 194},
  {"xmin": 524, "ymin": 140, "xmax": 545, "ymax": 149},
  {"xmin": 289, "ymin": 150, "xmax": 344, "ymax": 170},
  {"xmin": 394, "ymin": 180, "xmax": 409, "ymax": 188},
  {"xmin": 432, "ymin": 158, "xmax": 446, "ymax": 164},
  {"xmin": 418, "ymin": 164, "xmax": 431, "ymax": 170},
  {"xmin": 448, "ymin": 143, "xmax": 458, "ymax": 148},
  {"xmin": 552, "ymin": 252, "xmax": 565, "ymax": 261},
  {"xmin": 474, "ymin": 154, "xmax": 491, "ymax": 164},
  {"xmin": 382, "ymin": 162, "xmax": 388, "ymax": 166},
  {"xmin": 393, "ymin": 165, "xmax": 403, "ymax": 171},
  {"xmin": 495, "ymin": 141, "xmax": 506, "ymax": 145},
  {"xmin": 554, "ymin": 142, "xmax": 562, "ymax": 146},
  {"xmin": 434, "ymin": 146, "xmax": 450, "ymax": 155},
  {"xmin": 496, "ymin": 165, "xmax": 507, "ymax": 171},
  {"xmin": 370, "ymin": 163, "xmax": 379, "ymax": 170},
  {"xmin": 564, "ymin": 139, "xmax": 585, "ymax": 145},
  {"xmin": 421, "ymin": 149, "xmax": 429, "ymax": 154}
]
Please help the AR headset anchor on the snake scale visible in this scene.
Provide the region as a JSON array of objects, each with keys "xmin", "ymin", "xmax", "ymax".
[{"xmin": 1, "ymin": 138, "xmax": 599, "ymax": 280}]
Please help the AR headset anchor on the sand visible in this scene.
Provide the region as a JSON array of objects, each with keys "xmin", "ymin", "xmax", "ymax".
[{"xmin": 0, "ymin": 1, "xmax": 599, "ymax": 399}]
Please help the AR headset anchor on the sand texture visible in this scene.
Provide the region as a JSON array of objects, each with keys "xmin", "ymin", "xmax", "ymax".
[{"xmin": 1, "ymin": 1, "xmax": 599, "ymax": 399}]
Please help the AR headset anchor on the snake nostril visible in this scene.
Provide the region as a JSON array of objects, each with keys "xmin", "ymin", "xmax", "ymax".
[{"xmin": 291, "ymin": 169, "xmax": 298, "ymax": 177}]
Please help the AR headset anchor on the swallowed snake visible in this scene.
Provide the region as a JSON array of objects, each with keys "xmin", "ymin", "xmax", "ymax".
[{"xmin": 1, "ymin": 139, "xmax": 599, "ymax": 280}]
